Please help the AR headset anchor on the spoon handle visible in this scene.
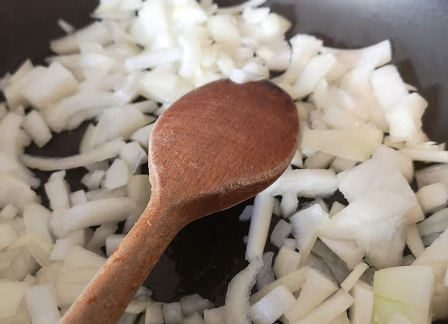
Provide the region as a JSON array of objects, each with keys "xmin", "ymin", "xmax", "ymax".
[{"xmin": 60, "ymin": 201, "xmax": 185, "ymax": 324}]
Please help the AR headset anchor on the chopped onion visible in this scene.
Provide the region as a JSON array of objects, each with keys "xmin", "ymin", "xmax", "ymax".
[
  {"xmin": 267, "ymin": 169, "xmax": 337, "ymax": 198},
  {"xmin": 45, "ymin": 171, "xmax": 71, "ymax": 212},
  {"xmin": 104, "ymin": 158, "xmax": 130, "ymax": 189},
  {"xmin": 291, "ymin": 54, "xmax": 335, "ymax": 100},
  {"xmin": 273, "ymin": 247, "xmax": 301, "ymax": 278},
  {"xmin": 0, "ymin": 279, "xmax": 30, "ymax": 319},
  {"xmin": 24, "ymin": 284, "xmax": 61, "ymax": 324},
  {"xmin": 22, "ymin": 111, "xmax": 52, "ymax": 148},
  {"xmin": 226, "ymin": 258, "xmax": 262, "ymax": 324},
  {"xmin": 163, "ymin": 303, "xmax": 183, "ymax": 324},
  {"xmin": 418, "ymin": 207, "xmax": 448, "ymax": 236},
  {"xmin": 50, "ymin": 22, "xmax": 111, "ymax": 55},
  {"xmin": 416, "ymin": 183, "xmax": 448, "ymax": 214},
  {"xmin": 146, "ymin": 303, "xmax": 164, "ymax": 324},
  {"xmin": 204, "ymin": 307, "xmax": 226, "ymax": 324},
  {"xmin": 21, "ymin": 138, "xmax": 125, "ymax": 171},
  {"xmin": 21, "ymin": 62, "xmax": 78, "ymax": 110},
  {"xmin": 250, "ymin": 267, "xmax": 308, "ymax": 304},
  {"xmin": 0, "ymin": 224, "xmax": 17, "ymax": 249},
  {"xmin": 256, "ymin": 252, "xmax": 275, "ymax": 290},
  {"xmin": 180, "ymin": 294, "xmax": 214, "ymax": 316},
  {"xmin": 302, "ymin": 128, "xmax": 383, "ymax": 162},
  {"xmin": 290, "ymin": 204, "xmax": 329, "ymax": 261},
  {"xmin": 284, "ymin": 268, "xmax": 337, "ymax": 322},
  {"xmin": 249, "ymin": 285, "xmax": 295, "ymax": 324},
  {"xmin": 405, "ymin": 224, "xmax": 425, "ymax": 258},
  {"xmin": 86, "ymin": 223, "xmax": 118, "ymax": 255},
  {"xmin": 270, "ymin": 220, "xmax": 293, "ymax": 249},
  {"xmin": 349, "ymin": 282, "xmax": 373, "ymax": 324},
  {"xmin": 340, "ymin": 262, "xmax": 369, "ymax": 292},
  {"xmin": 279, "ymin": 192, "xmax": 298, "ymax": 218},
  {"xmin": 245, "ymin": 191, "xmax": 274, "ymax": 262},
  {"xmin": 293, "ymin": 289, "xmax": 353, "ymax": 324},
  {"xmin": 372, "ymin": 266, "xmax": 433, "ymax": 323},
  {"xmin": 56, "ymin": 197, "xmax": 135, "ymax": 236},
  {"xmin": 304, "ymin": 151, "xmax": 335, "ymax": 169}
]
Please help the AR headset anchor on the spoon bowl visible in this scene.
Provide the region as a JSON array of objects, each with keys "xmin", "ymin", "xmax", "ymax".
[{"xmin": 61, "ymin": 79, "xmax": 299, "ymax": 324}]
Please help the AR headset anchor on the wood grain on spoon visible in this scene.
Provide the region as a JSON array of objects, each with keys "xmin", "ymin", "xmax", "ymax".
[{"xmin": 61, "ymin": 79, "xmax": 299, "ymax": 324}]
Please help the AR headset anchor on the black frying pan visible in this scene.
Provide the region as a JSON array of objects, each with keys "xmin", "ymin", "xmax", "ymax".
[{"xmin": 1, "ymin": 0, "xmax": 447, "ymax": 322}]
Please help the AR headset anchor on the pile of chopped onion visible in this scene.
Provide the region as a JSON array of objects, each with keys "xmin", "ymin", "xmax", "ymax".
[{"xmin": 0, "ymin": 0, "xmax": 446, "ymax": 323}]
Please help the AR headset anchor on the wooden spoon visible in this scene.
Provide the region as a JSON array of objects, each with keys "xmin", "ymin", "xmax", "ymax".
[{"xmin": 61, "ymin": 79, "xmax": 299, "ymax": 324}]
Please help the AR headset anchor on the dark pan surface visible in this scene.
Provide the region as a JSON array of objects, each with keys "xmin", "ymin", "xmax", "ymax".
[{"xmin": 1, "ymin": 0, "xmax": 448, "ymax": 320}]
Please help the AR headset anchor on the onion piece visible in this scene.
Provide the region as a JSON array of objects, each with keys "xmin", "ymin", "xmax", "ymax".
[
  {"xmin": 20, "ymin": 138, "xmax": 125, "ymax": 171},
  {"xmin": 50, "ymin": 239, "xmax": 73, "ymax": 261},
  {"xmin": 321, "ymin": 40, "xmax": 391, "ymax": 70},
  {"xmin": 250, "ymin": 267, "xmax": 308, "ymax": 304},
  {"xmin": 304, "ymin": 152, "xmax": 335, "ymax": 169},
  {"xmin": 3, "ymin": 59, "xmax": 35, "ymax": 107},
  {"xmin": 385, "ymin": 93, "xmax": 427, "ymax": 142},
  {"xmin": 267, "ymin": 169, "xmax": 337, "ymax": 198},
  {"xmin": 0, "ymin": 224, "xmax": 17, "ymax": 249},
  {"xmin": 401, "ymin": 148, "xmax": 448, "ymax": 163},
  {"xmin": 302, "ymin": 128, "xmax": 383, "ymax": 162},
  {"xmin": 256, "ymin": 252, "xmax": 275, "ymax": 290},
  {"xmin": 86, "ymin": 223, "xmax": 118, "ymax": 255},
  {"xmin": 284, "ymin": 268, "xmax": 337, "ymax": 322},
  {"xmin": 180, "ymin": 294, "xmax": 213, "ymax": 316},
  {"xmin": 280, "ymin": 192, "xmax": 298, "ymax": 218},
  {"xmin": 56, "ymin": 197, "xmax": 135, "ymax": 236},
  {"xmin": 0, "ymin": 279, "xmax": 30, "ymax": 319},
  {"xmin": 21, "ymin": 62, "xmax": 78, "ymax": 110},
  {"xmin": 273, "ymin": 247, "xmax": 301, "ymax": 278},
  {"xmin": 327, "ymin": 312, "xmax": 349, "ymax": 324},
  {"xmin": 43, "ymin": 90, "xmax": 120, "ymax": 132},
  {"xmin": 204, "ymin": 307, "xmax": 226, "ymax": 324},
  {"xmin": 388, "ymin": 314, "xmax": 413, "ymax": 324},
  {"xmin": 372, "ymin": 266, "xmax": 433, "ymax": 323},
  {"xmin": 104, "ymin": 158, "xmax": 130, "ymax": 189},
  {"xmin": 81, "ymin": 170, "xmax": 106, "ymax": 191},
  {"xmin": 290, "ymin": 204, "xmax": 329, "ymax": 261},
  {"xmin": 22, "ymin": 111, "xmax": 52, "ymax": 147},
  {"xmin": 50, "ymin": 22, "xmax": 111, "ymax": 55},
  {"xmin": 415, "ymin": 163, "xmax": 448, "ymax": 190},
  {"xmin": 340, "ymin": 262, "xmax": 369, "ymax": 292},
  {"xmin": 0, "ymin": 173, "xmax": 37, "ymax": 211},
  {"xmin": 328, "ymin": 202, "xmax": 345, "ymax": 218},
  {"xmin": 373, "ymin": 145, "xmax": 414, "ymax": 183},
  {"xmin": 24, "ymin": 284, "xmax": 61, "ymax": 324},
  {"xmin": 270, "ymin": 220, "xmax": 293, "ymax": 249},
  {"xmin": 418, "ymin": 207, "xmax": 448, "ymax": 236},
  {"xmin": 349, "ymin": 282, "xmax": 373, "ymax": 324},
  {"xmin": 249, "ymin": 285, "xmax": 295, "ymax": 324},
  {"xmin": 0, "ymin": 204, "xmax": 19, "ymax": 221},
  {"xmin": 245, "ymin": 191, "xmax": 274, "ymax": 262},
  {"xmin": 416, "ymin": 183, "xmax": 448, "ymax": 214},
  {"xmin": 125, "ymin": 48, "xmax": 182, "ymax": 72},
  {"xmin": 146, "ymin": 303, "xmax": 165, "ymax": 324},
  {"xmin": 181, "ymin": 312, "xmax": 205, "ymax": 324},
  {"xmin": 291, "ymin": 54, "xmax": 335, "ymax": 100},
  {"xmin": 405, "ymin": 224, "xmax": 425, "ymax": 258},
  {"xmin": 163, "ymin": 303, "xmax": 183, "ymax": 324},
  {"xmin": 45, "ymin": 171, "xmax": 71, "ymax": 212},
  {"xmin": 226, "ymin": 258, "xmax": 262, "ymax": 324},
  {"xmin": 370, "ymin": 65, "xmax": 408, "ymax": 111},
  {"xmin": 140, "ymin": 70, "xmax": 193, "ymax": 103},
  {"xmin": 293, "ymin": 289, "xmax": 353, "ymax": 324}
]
